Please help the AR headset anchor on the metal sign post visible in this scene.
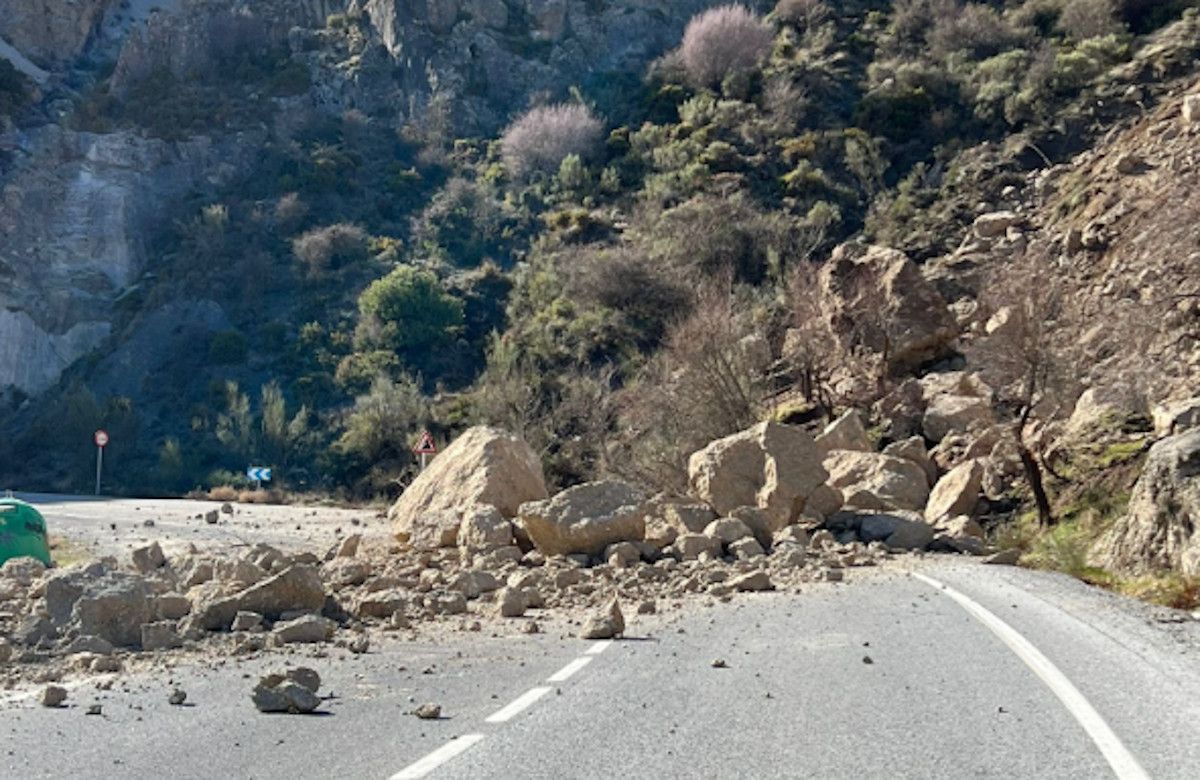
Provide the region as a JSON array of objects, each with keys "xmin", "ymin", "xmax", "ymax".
[
  {"xmin": 412, "ymin": 431, "xmax": 437, "ymax": 470},
  {"xmin": 93, "ymin": 430, "xmax": 109, "ymax": 496}
]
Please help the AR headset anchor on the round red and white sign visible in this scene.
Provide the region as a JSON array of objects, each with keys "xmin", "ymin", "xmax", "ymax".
[{"xmin": 94, "ymin": 430, "xmax": 109, "ymax": 448}]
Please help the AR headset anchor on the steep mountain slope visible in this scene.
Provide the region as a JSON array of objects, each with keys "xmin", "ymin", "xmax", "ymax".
[{"xmin": 1, "ymin": 0, "xmax": 1198, "ymax": 528}]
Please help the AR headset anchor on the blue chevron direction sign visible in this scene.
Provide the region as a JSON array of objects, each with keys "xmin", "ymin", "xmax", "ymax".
[{"xmin": 246, "ymin": 466, "xmax": 273, "ymax": 483}]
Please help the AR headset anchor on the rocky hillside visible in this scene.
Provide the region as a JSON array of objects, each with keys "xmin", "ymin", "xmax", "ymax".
[{"xmin": 1, "ymin": 0, "xmax": 1200, "ymax": 595}]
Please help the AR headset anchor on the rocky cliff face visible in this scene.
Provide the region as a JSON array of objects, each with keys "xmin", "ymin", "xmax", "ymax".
[
  {"xmin": 356, "ymin": 0, "xmax": 746, "ymax": 131},
  {"xmin": 0, "ymin": 0, "xmax": 117, "ymax": 68},
  {"xmin": 0, "ymin": 0, "xmax": 752, "ymax": 402},
  {"xmin": 0, "ymin": 126, "xmax": 242, "ymax": 397}
]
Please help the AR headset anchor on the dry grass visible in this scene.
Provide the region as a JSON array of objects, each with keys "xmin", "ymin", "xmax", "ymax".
[
  {"xmin": 207, "ymin": 485, "xmax": 239, "ymax": 502},
  {"xmin": 992, "ymin": 492, "xmax": 1199, "ymax": 611},
  {"xmin": 237, "ymin": 488, "xmax": 286, "ymax": 505},
  {"xmin": 47, "ymin": 535, "xmax": 94, "ymax": 568},
  {"xmin": 1115, "ymin": 573, "xmax": 1200, "ymax": 611}
]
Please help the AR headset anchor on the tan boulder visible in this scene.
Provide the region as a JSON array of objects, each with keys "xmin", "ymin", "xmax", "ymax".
[
  {"xmin": 1152, "ymin": 397, "xmax": 1200, "ymax": 438},
  {"xmin": 687, "ymin": 421, "xmax": 827, "ymax": 524},
  {"xmin": 728, "ymin": 506, "xmax": 788, "ymax": 548},
  {"xmin": 390, "ymin": 427, "xmax": 548, "ymax": 544},
  {"xmin": 918, "ymin": 371, "xmax": 993, "ymax": 403},
  {"xmin": 973, "ymin": 211, "xmax": 1020, "ymax": 239},
  {"xmin": 923, "ymin": 394, "xmax": 994, "ymax": 442},
  {"xmin": 818, "ymin": 244, "xmax": 958, "ymax": 374},
  {"xmin": 643, "ymin": 494, "xmax": 718, "ymax": 535},
  {"xmin": 823, "ymin": 450, "xmax": 930, "ymax": 512},
  {"xmin": 925, "ymin": 459, "xmax": 985, "ymax": 522},
  {"xmin": 814, "ymin": 410, "xmax": 872, "ymax": 455},
  {"xmin": 882, "ymin": 436, "xmax": 937, "ymax": 486},
  {"xmin": 931, "ymin": 515, "xmax": 987, "ymax": 555},
  {"xmin": 703, "ymin": 517, "xmax": 755, "ymax": 545},
  {"xmin": 518, "ymin": 480, "xmax": 648, "ymax": 557},
  {"xmin": 1066, "ymin": 385, "xmax": 1147, "ymax": 439},
  {"xmin": 457, "ymin": 505, "xmax": 514, "ymax": 553},
  {"xmin": 802, "ymin": 483, "xmax": 843, "ymax": 520},
  {"xmin": 1183, "ymin": 94, "xmax": 1200, "ymax": 124}
]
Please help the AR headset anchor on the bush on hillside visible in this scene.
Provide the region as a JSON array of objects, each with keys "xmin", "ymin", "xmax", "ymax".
[
  {"xmin": 500, "ymin": 103, "xmax": 604, "ymax": 180},
  {"xmin": 274, "ymin": 192, "xmax": 309, "ymax": 234},
  {"xmin": 928, "ymin": 3, "xmax": 1025, "ymax": 62},
  {"xmin": 292, "ymin": 223, "xmax": 370, "ymax": 276},
  {"xmin": 773, "ymin": 0, "xmax": 831, "ymax": 29},
  {"xmin": 1057, "ymin": 0, "xmax": 1127, "ymax": 40},
  {"xmin": 680, "ymin": 5, "xmax": 775, "ymax": 89},
  {"xmin": 355, "ymin": 266, "xmax": 465, "ymax": 366},
  {"xmin": 208, "ymin": 330, "xmax": 249, "ymax": 364}
]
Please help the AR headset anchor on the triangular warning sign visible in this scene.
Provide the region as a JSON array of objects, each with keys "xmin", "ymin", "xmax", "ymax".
[{"xmin": 412, "ymin": 430, "xmax": 437, "ymax": 455}]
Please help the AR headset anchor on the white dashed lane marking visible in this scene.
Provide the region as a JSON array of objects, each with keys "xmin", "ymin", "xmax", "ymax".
[
  {"xmin": 547, "ymin": 656, "xmax": 593, "ymax": 683},
  {"xmin": 389, "ymin": 734, "xmax": 486, "ymax": 780},
  {"xmin": 913, "ymin": 572, "xmax": 1150, "ymax": 780},
  {"xmin": 388, "ymin": 644, "xmax": 614, "ymax": 778},
  {"xmin": 485, "ymin": 686, "xmax": 554, "ymax": 724}
]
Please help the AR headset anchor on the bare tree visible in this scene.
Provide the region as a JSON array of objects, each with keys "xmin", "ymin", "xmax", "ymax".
[
  {"xmin": 500, "ymin": 103, "xmax": 604, "ymax": 181},
  {"xmin": 679, "ymin": 5, "xmax": 775, "ymax": 89},
  {"xmin": 616, "ymin": 282, "xmax": 767, "ymax": 490},
  {"xmin": 969, "ymin": 252, "xmax": 1083, "ymax": 526},
  {"xmin": 785, "ymin": 260, "xmax": 888, "ymax": 419}
]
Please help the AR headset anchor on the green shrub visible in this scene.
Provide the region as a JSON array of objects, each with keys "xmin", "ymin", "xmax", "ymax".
[
  {"xmin": 355, "ymin": 266, "xmax": 465, "ymax": 368},
  {"xmin": 208, "ymin": 330, "xmax": 249, "ymax": 365}
]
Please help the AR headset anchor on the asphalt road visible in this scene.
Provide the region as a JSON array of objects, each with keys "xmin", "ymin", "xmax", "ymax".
[
  {"xmin": 4, "ymin": 560, "xmax": 1199, "ymax": 779},
  {"xmin": 16, "ymin": 493, "xmax": 385, "ymax": 560}
]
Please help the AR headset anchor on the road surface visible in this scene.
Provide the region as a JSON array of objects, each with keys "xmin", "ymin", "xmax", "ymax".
[
  {"xmin": 16, "ymin": 493, "xmax": 388, "ymax": 561},
  {"xmin": 3, "ymin": 560, "xmax": 1198, "ymax": 779}
]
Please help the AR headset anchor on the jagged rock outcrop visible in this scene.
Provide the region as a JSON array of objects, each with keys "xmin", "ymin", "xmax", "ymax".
[
  {"xmin": 0, "ymin": 0, "xmax": 117, "ymax": 68},
  {"xmin": 0, "ymin": 127, "xmax": 243, "ymax": 397},
  {"xmin": 1098, "ymin": 430, "xmax": 1200, "ymax": 576}
]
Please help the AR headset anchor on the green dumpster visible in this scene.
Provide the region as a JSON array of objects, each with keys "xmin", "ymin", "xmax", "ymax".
[{"xmin": 0, "ymin": 498, "xmax": 52, "ymax": 567}]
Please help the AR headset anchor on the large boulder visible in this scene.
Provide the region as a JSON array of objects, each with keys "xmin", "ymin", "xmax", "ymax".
[
  {"xmin": 823, "ymin": 450, "xmax": 930, "ymax": 512},
  {"xmin": 814, "ymin": 410, "xmax": 872, "ymax": 455},
  {"xmin": 882, "ymin": 436, "xmax": 937, "ymax": 486},
  {"xmin": 189, "ymin": 564, "xmax": 325, "ymax": 632},
  {"xmin": 818, "ymin": 244, "xmax": 958, "ymax": 374},
  {"xmin": 922, "ymin": 394, "xmax": 994, "ymax": 443},
  {"xmin": 390, "ymin": 427, "xmax": 548, "ymax": 544},
  {"xmin": 517, "ymin": 481, "xmax": 648, "ymax": 557},
  {"xmin": 687, "ymin": 421, "xmax": 827, "ymax": 524},
  {"xmin": 1152, "ymin": 397, "xmax": 1200, "ymax": 438},
  {"xmin": 70, "ymin": 573, "xmax": 156, "ymax": 648},
  {"xmin": 1066, "ymin": 385, "xmax": 1147, "ymax": 439},
  {"xmin": 1098, "ymin": 430, "xmax": 1200, "ymax": 575},
  {"xmin": 828, "ymin": 509, "xmax": 934, "ymax": 550},
  {"xmin": 925, "ymin": 459, "xmax": 984, "ymax": 522}
]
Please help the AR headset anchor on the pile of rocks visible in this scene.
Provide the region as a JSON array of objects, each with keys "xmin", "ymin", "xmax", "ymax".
[{"xmin": 0, "ymin": 422, "xmax": 1014, "ymax": 691}]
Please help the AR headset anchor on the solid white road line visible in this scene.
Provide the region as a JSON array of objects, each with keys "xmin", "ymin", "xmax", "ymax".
[
  {"xmin": 389, "ymin": 734, "xmax": 486, "ymax": 780},
  {"xmin": 585, "ymin": 640, "xmax": 613, "ymax": 655},
  {"xmin": 547, "ymin": 656, "xmax": 593, "ymax": 683},
  {"xmin": 912, "ymin": 572, "xmax": 1150, "ymax": 780},
  {"xmin": 485, "ymin": 686, "xmax": 554, "ymax": 724}
]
